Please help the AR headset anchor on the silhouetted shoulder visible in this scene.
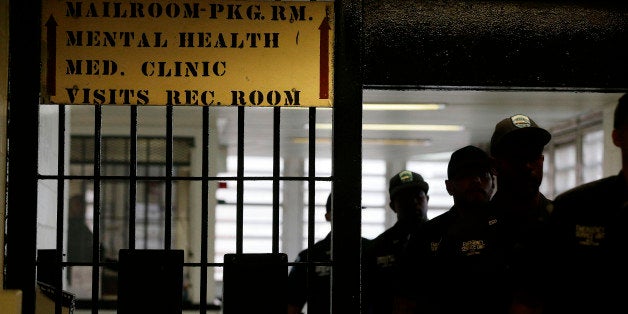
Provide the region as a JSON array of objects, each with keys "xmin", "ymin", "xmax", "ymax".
[{"xmin": 555, "ymin": 174, "xmax": 622, "ymax": 204}]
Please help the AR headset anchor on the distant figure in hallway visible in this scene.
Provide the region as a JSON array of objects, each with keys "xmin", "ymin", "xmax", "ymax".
[
  {"xmin": 548, "ymin": 93, "xmax": 628, "ymax": 314},
  {"xmin": 287, "ymin": 193, "xmax": 371, "ymax": 314},
  {"xmin": 67, "ymin": 195, "xmax": 94, "ymax": 298},
  {"xmin": 68, "ymin": 195, "xmax": 93, "ymax": 264},
  {"xmin": 364, "ymin": 170, "xmax": 429, "ymax": 314}
]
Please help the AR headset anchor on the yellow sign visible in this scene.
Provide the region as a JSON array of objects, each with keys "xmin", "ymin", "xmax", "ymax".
[{"xmin": 41, "ymin": 0, "xmax": 334, "ymax": 107}]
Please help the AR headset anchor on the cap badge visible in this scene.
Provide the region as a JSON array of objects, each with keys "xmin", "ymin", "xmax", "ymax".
[
  {"xmin": 510, "ymin": 114, "xmax": 532, "ymax": 128},
  {"xmin": 399, "ymin": 170, "xmax": 414, "ymax": 183}
]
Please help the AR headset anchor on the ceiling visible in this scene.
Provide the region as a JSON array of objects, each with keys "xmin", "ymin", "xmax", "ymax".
[
  {"xmin": 213, "ymin": 89, "xmax": 624, "ymax": 161},
  {"xmin": 68, "ymin": 89, "xmax": 624, "ymax": 162}
]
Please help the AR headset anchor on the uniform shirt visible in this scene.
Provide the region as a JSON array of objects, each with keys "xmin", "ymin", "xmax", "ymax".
[
  {"xmin": 491, "ymin": 192, "xmax": 554, "ymax": 310},
  {"xmin": 548, "ymin": 171, "xmax": 628, "ymax": 314},
  {"xmin": 287, "ymin": 233, "xmax": 333, "ymax": 314},
  {"xmin": 403, "ymin": 205, "xmax": 508, "ymax": 314},
  {"xmin": 287, "ymin": 233, "xmax": 371, "ymax": 314},
  {"xmin": 364, "ymin": 221, "xmax": 422, "ymax": 314},
  {"xmin": 67, "ymin": 218, "xmax": 94, "ymax": 262}
]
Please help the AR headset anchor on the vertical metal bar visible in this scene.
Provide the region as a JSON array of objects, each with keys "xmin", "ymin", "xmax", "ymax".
[
  {"xmin": 54, "ymin": 105, "xmax": 66, "ymax": 314},
  {"xmin": 129, "ymin": 106, "xmax": 138, "ymax": 249},
  {"xmin": 101, "ymin": 140, "xmax": 109, "ymax": 259},
  {"xmin": 272, "ymin": 107, "xmax": 281, "ymax": 253},
  {"xmin": 92, "ymin": 105, "xmax": 103, "ymax": 314},
  {"xmin": 5, "ymin": 1, "xmax": 40, "ymax": 313},
  {"xmin": 200, "ymin": 106, "xmax": 210, "ymax": 314},
  {"xmin": 143, "ymin": 141, "xmax": 150, "ymax": 248},
  {"xmin": 307, "ymin": 107, "xmax": 317, "ymax": 251},
  {"xmin": 165, "ymin": 104, "xmax": 174, "ymax": 250},
  {"xmin": 306, "ymin": 107, "xmax": 317, "ymax": 308},
  {"xmin": 236, "ymin": 106, "xmax": 245, "ymax": 253},
  {"xmin": 333, "ymin": 1, "xmax": 363, "ymax": 313}
]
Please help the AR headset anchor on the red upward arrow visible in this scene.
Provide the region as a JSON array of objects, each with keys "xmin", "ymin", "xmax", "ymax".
[
  {"xmin": 45, "ymin": 15, "xmax": 57, "ymax": 96},
  {"xmin": 319, "ymin": 17, "xmax": 331, "ymax": 100}
]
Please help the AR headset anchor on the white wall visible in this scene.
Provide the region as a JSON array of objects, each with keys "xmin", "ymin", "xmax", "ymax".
[{"xmin": 37, "ymin": 106, "xmax": 67, "ymax": 250}]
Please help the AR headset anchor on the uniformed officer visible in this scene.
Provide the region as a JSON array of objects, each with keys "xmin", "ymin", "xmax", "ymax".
[
  {"xmin": 417, "ymin": 145, "xmax": 506, "ymax": 314},
  {"xmin": 548, "ymin": 93, "xmax": 628, "ymax": 314},
  {"xmin": 287, "ymin": 194, "xmax": 334, "ymax": 314},
  {"xmin": 394, "ymin": 146, "xmax": 506, "ymax": 314},
  {"xmin": 287, "ymin": 193, "xmax": 371, "ymax": 314},
  {"xmin": 489, "ymin": 114, "xmax": 553, "ymax": 314},
  {"xmin": 364, "ymin": 170, "xmax": 429, "ymax": 314}
]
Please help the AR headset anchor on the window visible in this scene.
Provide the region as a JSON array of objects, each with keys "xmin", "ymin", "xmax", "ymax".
[
  {"xmin": 582, "ymin": 129, "xmax": 604, "ymax": 182},
  {"xmin": 361, "ymin": 159, "xmax": 388, "ymax": 239},
  {"xmin": 407, "ymin": 158, "xmax": 452, "ymax": 219},
  {"xmin": 544, "ymin": 112, "xmax": 604, "ymax": 198},
  {"xmin": 215, "ymin": 156, "xmax": 284, "ymax": 281},
  {"xmin": 214, "ymin": 156, "xmax": 429, "ymax": 281},
  {"xmin": 68, "ymin": 136, "xmax": 194, "ymax": 299},
  {"xmin": 553, "ymin": 142, "xmax": 577, "ymax": 196}
]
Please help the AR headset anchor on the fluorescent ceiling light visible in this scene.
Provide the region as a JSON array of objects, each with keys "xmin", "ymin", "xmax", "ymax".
[
  {"xmin": 363, "ymin": 103, "xmax": 445, "ymax": 110},
  {"xmin": 292, "ymin": 137, "xmax": 432, "ymax": 146},
  {"xmin": 283, "ymin": 103, "xmax": 445, "ymax": 111},
  {"xmin": 363, "ymin": 138, "xmax": 432, "ymax": 146},
  {"xmin": 314, "ymin": 123, "xmax": 464, "ymax": 131}
]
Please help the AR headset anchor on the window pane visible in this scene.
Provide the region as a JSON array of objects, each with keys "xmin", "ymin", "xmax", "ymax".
[
  {"xmin": 554, "ymin": 143, "xmax": 577, "ymax": 195},
  {"xmin": 215, "ymin": 156, "xmax": 284, "ymax": 281},
  {"xmin": 582, "ymin": 129, "xmax": 604, "ymax": 183},
  {"xmin": 407, "ymin": 159, "xmax": 451, "ymax": 218}
]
